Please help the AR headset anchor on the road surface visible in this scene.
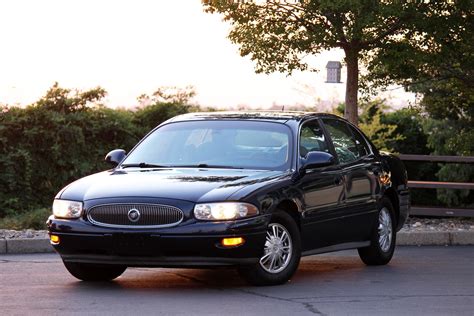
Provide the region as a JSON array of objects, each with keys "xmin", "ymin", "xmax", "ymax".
[{"xmin": 1, "ymin": 246, "xmax": 473, "ymax": 315}]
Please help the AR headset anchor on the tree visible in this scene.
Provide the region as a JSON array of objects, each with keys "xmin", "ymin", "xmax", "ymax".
[
  {"xmin": 420, "ymin": 79, "xmax": 473, "ymax": 207},
  {"xmin": 365, "ymin": 1, "xmax": 473, "ymax": 96},
  {"xmin": 366, "ymin": 1, "xmax": 473, "ymax": 206},
  {"xmin": 203, "ymin": 0, "xmax": 465, "ymax": 124}
]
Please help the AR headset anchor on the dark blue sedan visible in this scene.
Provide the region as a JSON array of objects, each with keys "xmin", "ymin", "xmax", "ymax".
[{"xmin": 48, "ymin": 111, "xmax": 410, "ymax": 285}]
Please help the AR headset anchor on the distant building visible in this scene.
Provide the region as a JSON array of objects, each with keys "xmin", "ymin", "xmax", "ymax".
[{"xmin": 326, "ymin": 61, "xmax": 342, "ymax": 83}]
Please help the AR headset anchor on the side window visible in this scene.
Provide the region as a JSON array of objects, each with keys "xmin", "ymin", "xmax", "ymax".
[
  {"xmin": 322, "ymin": 119, "xmax": 363, "ymax": 164},
  {"xmin": 348, "ymin": 125, "xmax": 370, "ymax": 157},
  {"xmin": 299, "ymin": 120, "xmax": 330, "ymax": 157}
]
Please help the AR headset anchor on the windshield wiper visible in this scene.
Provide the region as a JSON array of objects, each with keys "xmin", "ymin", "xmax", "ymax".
[
  {"xmin": 121, "ymin": 163, "xmax": 169, "ymax": 168},
  {"xmin": 173, "ymin": 164, "xmax": 244, "ymax": 169},
  {"xmin": 121, "ymin": 163, "xmax": 244, "ymax": 169}
]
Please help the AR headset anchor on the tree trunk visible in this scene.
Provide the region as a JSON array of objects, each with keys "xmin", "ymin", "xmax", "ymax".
[{"xmin": 344, "ymin": 48, "xmax": 360, "ymax": 125}]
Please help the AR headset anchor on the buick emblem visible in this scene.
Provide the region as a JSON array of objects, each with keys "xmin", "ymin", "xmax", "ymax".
[{"xmin": 128, "ymin": 208, "xmax": 141, "ymax": 222}]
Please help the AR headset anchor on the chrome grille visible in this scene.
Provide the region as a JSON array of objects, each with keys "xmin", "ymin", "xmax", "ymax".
[{"xmin": 87, "ymin": 203, "xmax": 184, "ymax": 228}]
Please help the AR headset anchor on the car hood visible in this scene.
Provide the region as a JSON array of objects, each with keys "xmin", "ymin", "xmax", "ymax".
[{"xmin": 58, "ymin": 168, "xmax": 287, "ymax": 203}]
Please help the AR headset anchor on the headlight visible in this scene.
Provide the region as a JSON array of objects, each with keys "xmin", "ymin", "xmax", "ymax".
[
  {"xmin": 194, "ymin": 202, "xmax": 259, "ymax": 221},
  {"xmin": 52, "ymin": 199, "xmax": 83, "ymax": 219}
]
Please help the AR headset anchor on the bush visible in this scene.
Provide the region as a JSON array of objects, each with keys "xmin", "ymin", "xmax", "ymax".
[
  {"xmin": 0, "ymin": 208, "xmax": 51, "ymax": 230},
  {"xmin": 0, "ymin": 84, "xmax": 194, "ymax": 220}
]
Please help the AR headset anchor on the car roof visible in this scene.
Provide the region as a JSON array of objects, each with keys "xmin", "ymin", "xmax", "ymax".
[{"xmin": 167, "ymin": 111, "xmax": 344, "ymax": 123}]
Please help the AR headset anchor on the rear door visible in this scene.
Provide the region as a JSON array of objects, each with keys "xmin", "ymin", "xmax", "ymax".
[{"xmin": 321, "ymin": 118, "xmax": 379, "ymax": 243}]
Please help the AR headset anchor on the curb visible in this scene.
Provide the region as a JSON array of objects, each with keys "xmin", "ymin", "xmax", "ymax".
[
  {"xmin": 0, "ymin": 238, "xmax": 54, "ymax": 254},
  {"xmin": 396, "ymin": 231, "xmax": 474, "ymax": 246},
  {"xmin": 0, "ymin": 239, "xmax": 6, "ymax": 254},
  {"xmin": 0, "ymin": 231, "xmax": 473, "ymax": 254}
]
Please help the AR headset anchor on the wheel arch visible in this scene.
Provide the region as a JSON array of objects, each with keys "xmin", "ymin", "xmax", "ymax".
[{"xmin": 275, "ymin": 199, "xmax": 302, "ymax": 231}]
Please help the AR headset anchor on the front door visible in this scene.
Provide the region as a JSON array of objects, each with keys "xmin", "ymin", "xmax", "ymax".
[{"xmin": 298, "ymin": 119, "xmax": 345, "ymax": 249}]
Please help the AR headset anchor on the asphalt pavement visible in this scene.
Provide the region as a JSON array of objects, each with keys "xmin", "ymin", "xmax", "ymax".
[{"xmin": 1, "ymin": 246, "xmax": 473, "ymax": 315}]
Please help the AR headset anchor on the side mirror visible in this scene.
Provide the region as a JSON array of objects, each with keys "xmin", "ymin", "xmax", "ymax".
[
  {"xmin": 105, "ymin": 149, "xmax": 126, "ymax": 167},
  {"xmin": 301, "ymin": 151, "xmax": 335, "ymax": 171}
]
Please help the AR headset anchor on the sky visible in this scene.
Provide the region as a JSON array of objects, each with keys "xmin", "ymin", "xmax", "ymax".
[{"xmin": 0, "ymin": 0, "xmax": 414, "ymax": 110}]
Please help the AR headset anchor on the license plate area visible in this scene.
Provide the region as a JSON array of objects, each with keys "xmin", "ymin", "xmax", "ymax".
[{"xmin": 112, "ymin": 234, "xmax": 159, "ymax": 256}]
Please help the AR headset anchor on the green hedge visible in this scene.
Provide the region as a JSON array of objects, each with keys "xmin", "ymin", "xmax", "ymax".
[
  {"xmin": 1, "ymin": 85, "xmax": 471, "ymax": 222},
  {"xmin": 0, "ymin": 85, "xmax": 194, "ymax": 217}
]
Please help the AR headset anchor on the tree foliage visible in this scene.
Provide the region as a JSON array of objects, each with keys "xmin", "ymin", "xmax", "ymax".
[
  {"xmin": 203, "ymin": 0, "xmax": 464, "ymax": 124},
  {"xmin": 357, "ymin": 100, "xmax": 403, "ymax": 152},
  {"xmin": 365, "ymin": 0, "xmax": 473, "ymax": 94},
  {"xmin": 333, "ymin": 100, "xmax": 404, "ymax": 152},
  {"xmin": 135, "ymin": 86, "xmax": 199, "ymax": 134},
  {"xmin": 364, "ymin": 0, "xmax": 473, "ymax": 207},
  {"xmin": 36, "ymin": 82, "xmax": 107, "ymax": 113},
  {"xmin": 422, "ymin": 114, "xmax": 474, "ymax": 207}
]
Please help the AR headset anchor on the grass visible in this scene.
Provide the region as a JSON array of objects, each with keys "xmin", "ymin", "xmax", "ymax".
[{"xmin": 0, "ymin": 208, "xmax": 51, "ymax": 230}]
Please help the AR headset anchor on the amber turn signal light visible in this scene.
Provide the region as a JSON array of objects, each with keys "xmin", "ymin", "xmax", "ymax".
[
  {"xmin": 50, "ymin": 235, "xmax": 60, "ymax": 244},
  {"xmin": 379, "ymin": 171, "xmax": 391, "ymax": 185},
  {"xmin": 221, "ymin": 237, "xmax": 245, "ymax": 247}
]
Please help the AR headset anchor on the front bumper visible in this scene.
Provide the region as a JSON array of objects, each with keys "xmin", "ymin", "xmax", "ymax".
[{"xmin": 47, "ymin": 215, "xmax": 269, "ymax": 267}]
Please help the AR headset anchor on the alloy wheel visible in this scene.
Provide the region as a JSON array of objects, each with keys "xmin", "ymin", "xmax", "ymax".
[
  {"xmin": 378, "ymin": 207, "xmax": 393, "ymax": 252},
  {"xmin": 259, "ymin": 223, "xmax": 293, "ymax": 274}
]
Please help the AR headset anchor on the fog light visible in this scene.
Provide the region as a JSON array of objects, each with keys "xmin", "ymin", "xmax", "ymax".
[
  {"xmin": 222, "ymin": 237, "xmax": 244, "ymax": 247},
  {"xmin": 50, "ymin": 235, "xmax": 60, "ymax": 245}
]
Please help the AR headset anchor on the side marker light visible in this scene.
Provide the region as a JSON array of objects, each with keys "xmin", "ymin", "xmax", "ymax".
[
  {"xmin": 221, "ymin": 237, "xmax": 245, "ymax": 247},
  {"xmin": 50, "ymin": 235, "xmax": 60, "ymax": 245}
]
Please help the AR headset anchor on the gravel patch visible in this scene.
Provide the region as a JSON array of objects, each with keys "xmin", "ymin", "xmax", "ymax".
[
  {"xmin": 402, "ymin": 217, "xmax": 474, "ymax": 232},
  {"xmin": 0, "ymin": 229, "xmax": 48, "ymax": 239}
]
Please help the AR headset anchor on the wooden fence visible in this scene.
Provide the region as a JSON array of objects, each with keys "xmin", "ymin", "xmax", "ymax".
[{"xmin": 398, "ymin": 154, "xmax": 473, "ymax": 217}]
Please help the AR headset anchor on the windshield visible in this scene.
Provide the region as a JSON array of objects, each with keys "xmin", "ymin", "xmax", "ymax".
[{"xmin": 122, "ymin": 120, "xmax": 292, "ymax": 171}]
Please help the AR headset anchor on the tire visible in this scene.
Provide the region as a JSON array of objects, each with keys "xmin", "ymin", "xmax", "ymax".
[
  {"xmin": 238, "ymin": 211, "xmax": 301, "ymax": 286},
  {"xmin": 63, "ymin": 261, "xmax": 127, "ymax": 281},
  {"xmin": 358, "ymin": 196, "xmax": 396, "ymax": 265}
]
